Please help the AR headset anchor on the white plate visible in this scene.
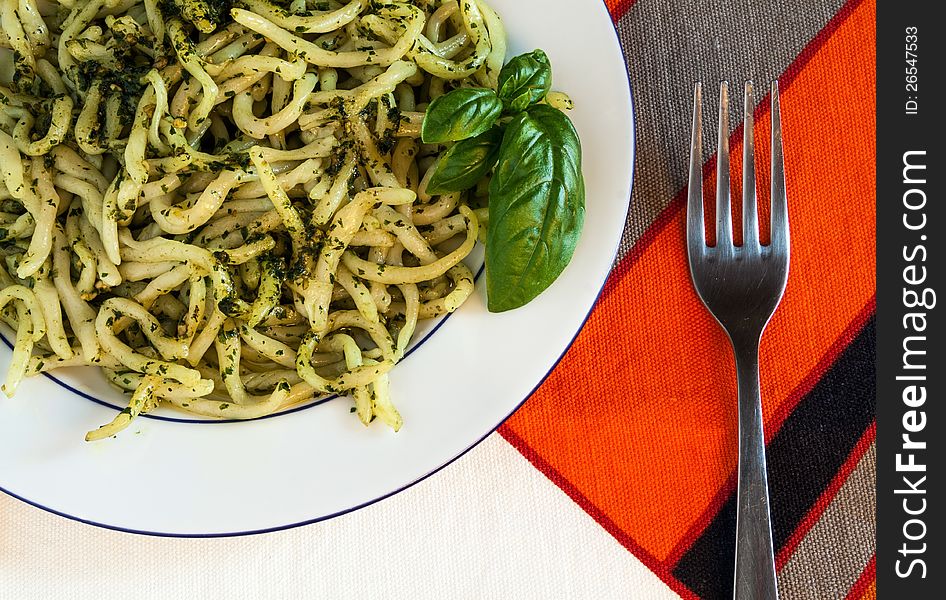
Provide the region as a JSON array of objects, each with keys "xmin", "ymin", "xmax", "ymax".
[{"xmin": 0, "ymin": 0, "xmax": 634, "ymax": 536}]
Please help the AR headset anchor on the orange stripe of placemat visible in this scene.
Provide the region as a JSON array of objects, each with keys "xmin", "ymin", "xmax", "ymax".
[
  {"xmin": 500, "ymin": 0, "xmax": 875, "ymax": 567},
  {"xmin": 605, "ymin": 0, "xmax": 636, "ymax": 22}
]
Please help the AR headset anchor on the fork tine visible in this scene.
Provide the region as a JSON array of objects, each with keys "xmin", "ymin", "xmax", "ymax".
[
  {"xmin": 742, "ymin": 81, "xmax": 759, "ymax": 247},
  {"xmin": 770, "ymin": 81, "xmax": 790, "ymax": 251},
  {"xmin": 687, "ymin": 82, "xmax": 705, "ymax": 252},
  {"xmin": 716, "ymin": 82, "xmax": 733, "ymax": 248}
]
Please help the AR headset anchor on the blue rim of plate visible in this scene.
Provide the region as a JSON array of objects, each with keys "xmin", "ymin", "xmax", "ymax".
[{"xmin": 0, "ymin": 1, "xmax": 636, "ymax": 537}]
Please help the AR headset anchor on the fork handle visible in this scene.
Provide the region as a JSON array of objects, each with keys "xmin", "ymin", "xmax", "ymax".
[{"xmin": 732, "ymin": 338, "xmax": 779, "ymax": 600}]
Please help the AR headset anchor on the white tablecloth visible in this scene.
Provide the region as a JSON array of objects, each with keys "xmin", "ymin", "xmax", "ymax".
[{"xmin": 0, "ymin": 434, "xmax": 679, "ymax": 599}]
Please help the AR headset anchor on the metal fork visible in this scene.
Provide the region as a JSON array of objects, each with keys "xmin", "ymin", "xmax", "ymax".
[{"xmin": 686, "ymin": 80, "xmax": 789, "ymax": 600}]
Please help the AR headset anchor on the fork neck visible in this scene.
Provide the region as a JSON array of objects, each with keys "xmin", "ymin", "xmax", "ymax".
[
  {"xmin": 729, "ymin": 330, "xmax": 762, "ymax": 361},
  {"xmin": 731, "ymin": 334, "xmax": 761, "ymax": 403}
]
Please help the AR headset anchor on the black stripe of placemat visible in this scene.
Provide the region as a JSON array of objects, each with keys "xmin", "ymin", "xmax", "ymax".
[{"xmin": 671, "ymin": 316, "xmax": 876, "ymax": 599}]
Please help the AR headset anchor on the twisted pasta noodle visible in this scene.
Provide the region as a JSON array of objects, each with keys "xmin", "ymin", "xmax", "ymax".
[
  {"xmin": 52, "ymin": 225, "xmax": 100, "ymax": 361},
  {"xmin": 410, "ymin": 1, "xmax": 492, "ymax": 81},
  {"xmin": 241, "ymin": 0, "xmax": 365, "ymax": 34},
  {"xmin": 32, "ymin": 260, "xmax": 73, "ymax": 360},
  {"xmin": 1, "ymin": 0, "xmax": 36, "ymax": 92},
  {"xmin": 85, "ymin": 374, "xmax": 161, "ymax": 441},
  {"xmin": 12, "ymin": 95, "xmax": 74, "ymax": 156},
  {"xmin": 167, "ymin": 18, "xmax": 219, "ymax": 130},
  {"xmin": 150, "ymin": 169, "xmax": 248, "ymax": 234},
  {"xmin": 0, "ymin": 285, "xmax": 45, "ymax": 395},
  {"xmin": 342, "ymin": 205, "xmax": 478, "ymax": 284},
  {"xmin": 297, "ymin": 331, "xmax": 395, "ymax": 396},
  {"xmin": 0, "ymin": 128, "xmax": 25, "ymax": 198},
  {"xmin": 231, "ymin": 4, "xmax": 425, "ymax": 69},
  {"xmin": 215, "ymin": 318, "xmax": 291, "ymax": 408},
  {"xmin": 232, "ymin": 72, "xmax": 318, "ymax": 139},
  {"xmin": 16, "ymin": 158, "xmax": 62, "ymax": 278},
  {"xmin": 0, "ymin": 0, "xmax": 506, "ymax": 440}
]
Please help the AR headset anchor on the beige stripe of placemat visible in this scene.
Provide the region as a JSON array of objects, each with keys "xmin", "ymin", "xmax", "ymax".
[{"xmin": 779, "ymin": 443, "xmax": 876, "ymax": 599}]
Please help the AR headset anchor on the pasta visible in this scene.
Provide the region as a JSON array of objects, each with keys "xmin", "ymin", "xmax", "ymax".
[{"xmin": 0, "ymin": 0, "xmax": 503, "ymax": 440}]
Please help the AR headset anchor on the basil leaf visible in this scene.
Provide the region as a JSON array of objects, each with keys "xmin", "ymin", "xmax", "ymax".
[
  {"xmin": 427, "ymin": 128, "xmax": 503, "ymax": 195},
  {"xmin": 486, "ymin": 105, "xmax": 584, "ymax": 312},
  {"xmin": 421, "ymin": 88, "xmax": 503, "ymax": 144},
  {"xmin": 497, "ymin": 50, "xmax": 552, "ymax": 113}
]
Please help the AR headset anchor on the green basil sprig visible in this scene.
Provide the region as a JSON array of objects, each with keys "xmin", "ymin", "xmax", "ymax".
[
  {"xmin": 427, "ymin": 127, "xmax": 503, "ymax": 196},
  {"xmin": 421, "ymin": 88, "xmax": 503, "ymax": 144},
  {"xmin": 486, "ymin": 106, "xmax": 584, "ymax": 312},
  {"xmin": 421, "ymin": 50, "xmax": 585, "ymax": 313},
  {"xmin": 497, "ymin": 50, "xmax": 552, "ymax": 112}
]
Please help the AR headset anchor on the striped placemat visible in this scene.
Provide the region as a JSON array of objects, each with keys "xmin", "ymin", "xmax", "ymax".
[{"xmin": 501, "ymin": 0, "xmax": 876, "ymax": 597}]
